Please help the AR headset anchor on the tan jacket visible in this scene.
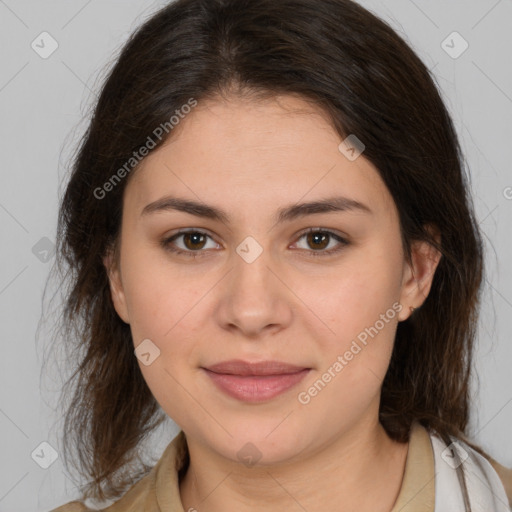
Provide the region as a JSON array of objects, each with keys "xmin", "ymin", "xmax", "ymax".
[{"xmin": 52, "ymin": 423, "xmax": 512, "ymax": 512}]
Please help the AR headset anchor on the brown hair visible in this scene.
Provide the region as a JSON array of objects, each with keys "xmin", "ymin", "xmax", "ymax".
[{"xmin": 49, "ymin": 0, "xmax": 485, "ymax": 503}]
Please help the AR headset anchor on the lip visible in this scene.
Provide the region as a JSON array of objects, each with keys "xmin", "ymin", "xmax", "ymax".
[{"xmin": 202, "ymin": 359, "xmax": 311, "ymax": 403}]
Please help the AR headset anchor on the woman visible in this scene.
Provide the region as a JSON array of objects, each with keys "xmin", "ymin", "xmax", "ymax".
[{"xmin": 50, "ymin": 0, "xmax": 512, "ymax": 510}]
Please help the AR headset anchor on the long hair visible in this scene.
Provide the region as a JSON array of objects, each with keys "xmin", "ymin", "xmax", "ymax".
[{"xmin": 50, "ymin": 0, "xmax": 484, "ymax": 502}]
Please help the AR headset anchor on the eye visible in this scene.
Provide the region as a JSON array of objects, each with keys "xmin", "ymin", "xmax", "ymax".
[
  {"xmin": 160, "ymin": 227, "xmax": 349, "ymax": 259},
  {"xmin": 160, "ymin": 229, "xmax": 219, "ymax": 258},
  {"xmin": 292, "ymin": 228, "xmax": 349, "ymax": 257}
]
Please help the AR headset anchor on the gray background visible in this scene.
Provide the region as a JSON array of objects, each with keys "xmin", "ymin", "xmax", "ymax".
[{"xmin": 0, "ymin": 0, "xmax": 511, "ymax": 510}]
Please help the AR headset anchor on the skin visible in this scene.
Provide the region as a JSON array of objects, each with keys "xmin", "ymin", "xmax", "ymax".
[{"xmin": 104, "ymin": 93, "xmax": 442, "ymax": 512}]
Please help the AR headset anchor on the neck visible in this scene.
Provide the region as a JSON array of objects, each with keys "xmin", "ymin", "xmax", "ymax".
[{"xmin": 179, "ymin": 417, "xmax": 409, "ymax": 512}]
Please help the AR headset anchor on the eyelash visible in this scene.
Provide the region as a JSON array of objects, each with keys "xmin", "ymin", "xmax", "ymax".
[{"xmin": 160, "ymin": 228, "xmax": 349, "ymax": 259}]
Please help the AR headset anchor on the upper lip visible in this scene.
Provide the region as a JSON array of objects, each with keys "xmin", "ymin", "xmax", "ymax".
[{"xmin": 203, "ymin": 359, "xmax": 309, "ymax": 376}]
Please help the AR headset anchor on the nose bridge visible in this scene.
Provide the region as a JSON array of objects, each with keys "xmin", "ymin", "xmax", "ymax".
[
  {"xmin": 215, "ymin": 234, "xmax": 292, "ymax": 335},
  {"xmin": 231, "ymin": 234, "xmax": 274, "ymax": 297}
]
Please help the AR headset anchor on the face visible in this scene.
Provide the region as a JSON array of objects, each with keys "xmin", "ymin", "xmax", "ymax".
[{"xmin": 105, "ymin": 94, "xmax": 439, "ymax": 465}]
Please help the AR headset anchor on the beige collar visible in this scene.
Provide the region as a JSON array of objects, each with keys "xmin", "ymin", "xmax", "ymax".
[{"xmin": 390, "ymin": 421, "xmax": 435, "ymax": 512}]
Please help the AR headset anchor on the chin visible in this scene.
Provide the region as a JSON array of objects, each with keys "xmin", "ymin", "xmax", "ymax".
[{"xmin": 206, "ymin": 420, "xmax": 313, "ymax": 466}]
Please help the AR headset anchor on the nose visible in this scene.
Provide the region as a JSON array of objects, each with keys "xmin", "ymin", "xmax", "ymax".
[{"xmin": 213, "ymin": 242, "xmax": 293, "ymax": 338}]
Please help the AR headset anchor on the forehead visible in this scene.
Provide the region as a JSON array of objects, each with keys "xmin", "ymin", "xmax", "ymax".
[{"xmin": 125, "ymin": 94, "xmax": 395, "ymax": 220}]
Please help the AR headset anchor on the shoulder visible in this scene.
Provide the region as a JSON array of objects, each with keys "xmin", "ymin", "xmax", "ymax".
[
  {"xmin": 48, "ymin": 470, "xmax": 155, "ymax": 512},
  {"xmin": 50, "ymin": 502, "xmax": 91, "ymax": 512},
  {"xmin": 487, "ymin": 456, "xmax": 512, "ymax": 507},
  {"xmin": 427, "ymin": 428, "xmax": 512, "ymax": 510},
  {"xmin": 454, "ymin": 436, "xmax": 512, "ymax": 508},
  {"xmin": 50, "ymin": 430, "xmax": 187, "ymax": 512}
]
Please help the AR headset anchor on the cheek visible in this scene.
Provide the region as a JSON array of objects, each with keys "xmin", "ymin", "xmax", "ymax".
[
  {"xmin": 296, "ymin": 272, "xmax": 400, "ymax": 423},
  {"xmin": 313, "ymin": 253, "xmax": 401, "ymax": 335},
  {"xmin": 120, "ymin": 247, "xmax": 210, "ymax": 407},
  {"xmin": 120, "ymin": 244, "xmax": 204, "ymax": 341},
  {"xmin": 304, "ymin": 247, "xmax": 402, "ymax": 386}
]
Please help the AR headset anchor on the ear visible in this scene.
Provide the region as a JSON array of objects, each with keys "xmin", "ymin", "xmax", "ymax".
[
  {"xmin": 103, "ymin": 247, "xmax": 130, "ymax": 324},
  {"xmin": 397, "ymin": 225, "xmax": 442, "ymax": 322}
]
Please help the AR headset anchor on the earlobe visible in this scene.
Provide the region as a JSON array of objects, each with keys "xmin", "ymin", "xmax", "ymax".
[
  {"xmin": 398, "ymin": 227, "xmax": 442, "ymax": 322},
  {"xmin": 103, "ymin": 250, "xmax": 130, "ymax": 324}
]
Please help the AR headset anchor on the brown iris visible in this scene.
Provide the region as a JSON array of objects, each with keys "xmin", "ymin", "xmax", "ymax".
[
  {"xmin": 182, "ymin": 232, "xmax": 208, "ymax": 250},
  {"xmin": 306, "ymin": 231, "xmax": 330, "ymax": 250}
]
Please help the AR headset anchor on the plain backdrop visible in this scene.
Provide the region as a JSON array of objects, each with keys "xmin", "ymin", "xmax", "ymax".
[{"xmin": 0, "ymin": 0, "xmax": 511, "ymax": 510}]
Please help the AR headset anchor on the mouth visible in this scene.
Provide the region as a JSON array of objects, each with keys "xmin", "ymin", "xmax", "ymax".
[{"xmin": 201, "ymin": 359, "xmax": 311, "ymax": 403}]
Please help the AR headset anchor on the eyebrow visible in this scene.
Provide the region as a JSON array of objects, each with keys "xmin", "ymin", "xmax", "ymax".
[{"xmin": 140, "ymin": 195, "xmax": 372, "ymax": 224}]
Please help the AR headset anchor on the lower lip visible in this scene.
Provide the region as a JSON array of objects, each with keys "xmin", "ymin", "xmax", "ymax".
[{"xmin": 203, "ymin": 368, "xmax": 310, "ymax": 403}]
